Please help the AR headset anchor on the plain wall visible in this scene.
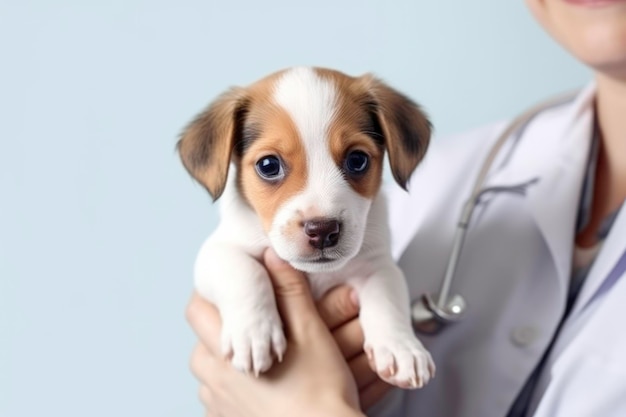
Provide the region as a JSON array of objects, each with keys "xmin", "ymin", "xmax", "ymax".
[{"xmin": 0, "ymin": 1, "xmax": 590, "ymax": 416}]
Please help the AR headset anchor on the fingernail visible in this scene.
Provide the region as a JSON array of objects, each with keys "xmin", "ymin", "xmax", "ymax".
[{"xmin": 349, "ymin": 289, "xmax": 359, "ymax": 308}]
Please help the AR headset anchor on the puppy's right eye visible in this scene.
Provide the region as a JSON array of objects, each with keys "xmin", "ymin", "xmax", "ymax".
[{"xmin": 255, "ymin": 155, "xmax": 285, "ymax": 181}]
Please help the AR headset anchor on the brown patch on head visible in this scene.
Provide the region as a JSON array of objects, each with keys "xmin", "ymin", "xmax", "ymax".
[
  {"xmin": 315, "ymin": 68, "xmax": 431, "ymax": 196},
  {"xmin": 237, "ymin": 97, "xmax": 308, "ymax": 232},
  {"xmin": 176, "ymin": 69, "xmax": 308, "ymax": 214},
  {"xmin": 317, "ymin": 69, "xmax": 431, "ymax": 192},
  {"xmin": 317, "ymin": 69, "xmax": 385, "ymax": 199}
]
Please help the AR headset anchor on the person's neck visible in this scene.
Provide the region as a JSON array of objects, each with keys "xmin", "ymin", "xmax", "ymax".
[
  {"xmin": 576, "ymin": 74, "xmax": 626, "ymax": 247},
  {"xmin": 595, "ymin": 74, "xmax": 626, "ymax": 210}
]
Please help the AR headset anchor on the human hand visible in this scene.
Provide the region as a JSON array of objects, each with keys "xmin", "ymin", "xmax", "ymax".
[
  {"xmin": 315, "ymin": 285, "xmax": 393, "ymax": 410},
  {"xmin": 187, "ymin": 248, "xmax": 365, "ymax": 417}
]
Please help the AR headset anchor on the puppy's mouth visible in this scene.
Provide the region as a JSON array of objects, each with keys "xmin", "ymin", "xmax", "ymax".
[
  {"xmin": 288, "ymin": 250, "xmax": 350, "ymax": 273},
  {"xmin": 302, "ymin": 248, "xmax": 345, "ymax": 263},
  {"xmin": 309, "ymin": 255, "xmax": 338, "ymax": 264}
]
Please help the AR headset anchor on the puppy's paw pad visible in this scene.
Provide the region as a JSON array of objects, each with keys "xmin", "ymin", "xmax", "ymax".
[
  {"xmin": 365, "ymin": 335, "xmax": 435, "ymax": 389},
  {"xmin": 221, "ymin": 316, "xmax": 286, "ymax": 376}
]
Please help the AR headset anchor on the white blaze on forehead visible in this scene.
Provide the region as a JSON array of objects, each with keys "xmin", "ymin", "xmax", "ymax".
[
  {"xmin": 273, "ymin": 67, "xmax": 347, "ymax": 210},
  {"xmin": 273, "ymin": 67, "xmax": 337, "ymax": 146}
]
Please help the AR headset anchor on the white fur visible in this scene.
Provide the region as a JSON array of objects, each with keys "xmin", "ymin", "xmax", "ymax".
[{"xmin": 193, "ymin": 67, "xmax": 435, "ymax": 386}]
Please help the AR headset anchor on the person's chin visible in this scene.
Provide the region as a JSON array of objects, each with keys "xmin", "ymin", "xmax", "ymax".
[
  {"xmin": 551, "ymin": 18, "xmax": 626, "ymax": 75},
  {"xmin": 569, "ymin": 36, "xmax": 626, "ymax": 77}
]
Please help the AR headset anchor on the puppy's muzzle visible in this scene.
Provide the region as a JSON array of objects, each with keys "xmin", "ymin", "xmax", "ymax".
[{"xmin": 304, "ymin": 219, "xmax": 341, "ymax": 250}]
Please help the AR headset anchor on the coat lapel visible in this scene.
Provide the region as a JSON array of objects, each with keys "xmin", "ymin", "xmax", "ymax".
[
  {"xmin": 569, "ymin": 204, "xmax": 626, "ymax": 317},
  {"xmin": 483, "ymin": 84, "xmax": 596, "ymax": 296}
]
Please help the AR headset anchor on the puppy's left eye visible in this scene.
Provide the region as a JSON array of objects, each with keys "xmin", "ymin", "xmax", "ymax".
[{"xmin": 344, "ymin": 151, "xmax": 369, "ymax": 176}]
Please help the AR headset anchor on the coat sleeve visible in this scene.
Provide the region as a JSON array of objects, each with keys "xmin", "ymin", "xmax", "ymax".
[{"xmin": 366, "ymin": 389, "xmax": 406, "ymax": 417}]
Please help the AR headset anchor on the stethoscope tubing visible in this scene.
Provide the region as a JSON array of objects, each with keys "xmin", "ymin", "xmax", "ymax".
[{"xmin": 413, "ymin": 91, "xmax": 580, "ymax": 332}]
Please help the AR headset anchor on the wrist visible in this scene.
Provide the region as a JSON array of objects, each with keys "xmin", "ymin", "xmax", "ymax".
[
  {"xmin": 302, "ymin": 397, "xmax": 365, "ymax": 417},
  {"xmin": 332, "ymin": 401, "xmax": 366, "ymax": 417}
]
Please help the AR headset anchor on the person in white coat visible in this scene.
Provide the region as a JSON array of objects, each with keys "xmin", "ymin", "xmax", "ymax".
[{"xmin": 186, "ymin": 1, "xmax": 626, "ymax": 416}]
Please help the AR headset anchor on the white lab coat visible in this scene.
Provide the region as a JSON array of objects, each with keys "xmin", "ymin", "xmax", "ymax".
[{"xmin": 377, "ymin": 83, "xmax": 626, "ymax": 417}]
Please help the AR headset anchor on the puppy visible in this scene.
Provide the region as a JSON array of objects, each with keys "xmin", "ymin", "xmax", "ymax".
[{"xmin": 178, "ymin": 67, "xmax": 435, "ymax": 388}]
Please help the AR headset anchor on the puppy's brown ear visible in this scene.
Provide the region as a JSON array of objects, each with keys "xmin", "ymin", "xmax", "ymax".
[
  {"xmin": 177, "ymin": 88, "xmax": 248, "ymax": 201},
  {"xmin": 361, "ymin": 76, "xmax": 431, "ymax": 190}
]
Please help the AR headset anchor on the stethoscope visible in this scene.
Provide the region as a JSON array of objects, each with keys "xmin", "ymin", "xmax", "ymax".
[{"xmin": 411, "ymin": 92, "xmax": 578, "ymax": 335}]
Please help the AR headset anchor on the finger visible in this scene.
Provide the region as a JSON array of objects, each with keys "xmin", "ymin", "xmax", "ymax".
[
  {"xmin": 199, "ymin": 384, "xmax": 212, "ymax": 409},
  {"xmin": 185, "ymin": 292, "xmax": 223, "ymax": 356},
  {"xmin": 349, "ymin": 353, "xmax": 379, "ymax": 390},
  {"xmin": 359, "ymin": 379, "xmax": 393, "ymax": 411},
  {"xmin": 190, "ymin": 342, "xmax": 228, "ymax": 389},
  {"xmin": 190, "ymin": 343, "xmax": 213, "ymax": 386},
  {"xmin": 332, "ymin": 319, "xmax": 365, "ymax": 359},
  {"xmin": 316, "ymin": 285, "xmax": 359, "ymax": 330},
  {"xmin": 264, "ymin": 248, "xmax": 321, "ymax": 338}
]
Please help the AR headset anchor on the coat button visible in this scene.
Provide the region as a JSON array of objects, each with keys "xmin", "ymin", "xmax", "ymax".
[{"xmin": 511, "ymin": 326, "xmax": 539, "ymax": 347}]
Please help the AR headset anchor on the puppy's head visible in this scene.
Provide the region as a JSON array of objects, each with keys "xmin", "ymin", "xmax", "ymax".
[{"xmin": 178, "ymin": 67, "xmax": 430, "ymax": 272}]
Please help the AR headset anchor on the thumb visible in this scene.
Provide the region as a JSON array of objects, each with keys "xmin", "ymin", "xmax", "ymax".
[{"xmin": 263, "ymin": 248, "xmax": 321, "ymax": 339}]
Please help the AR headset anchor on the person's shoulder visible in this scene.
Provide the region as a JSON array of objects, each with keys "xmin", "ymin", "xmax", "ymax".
[
  {"xmin": 385, "ymin": 121, "xmax": 511, "ymax": 256},
  {"xmin": 432, "ymin": 121, "xmax": 510, "ymax": 159},
  {"xmin": 406, "ymin": 120, "xmax": 510, "ymax": 187}
]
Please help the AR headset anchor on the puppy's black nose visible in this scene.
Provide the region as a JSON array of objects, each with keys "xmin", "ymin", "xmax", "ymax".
[{"xmin": 304, "ymin": 219, "xmax": 341, "ymax": 250}]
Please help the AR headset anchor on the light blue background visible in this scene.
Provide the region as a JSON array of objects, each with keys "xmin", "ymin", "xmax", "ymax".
[{"xmin": 0, "ymin": 1, "xmax": 590, "ymax": 416}]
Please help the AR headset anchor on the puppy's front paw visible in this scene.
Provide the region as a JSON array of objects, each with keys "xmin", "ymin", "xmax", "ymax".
[
  {"xmin": 220, "ymin": 311, "xmax": 287, "ymax": 376},
  {"xmin": 365, "ymin": 333, "xmax": 435, "ymax": 389}
]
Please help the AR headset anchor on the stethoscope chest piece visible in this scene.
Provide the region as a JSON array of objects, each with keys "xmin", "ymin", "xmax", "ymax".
[{"xmin": 412, "ymin": 293, "xmax": 467, "ymax": 334}]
